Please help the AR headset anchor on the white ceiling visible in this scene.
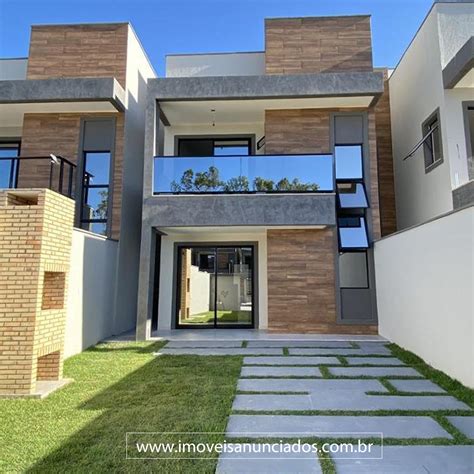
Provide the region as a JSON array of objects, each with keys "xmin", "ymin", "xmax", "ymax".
[
  {"xmin": 0, "ymin": 101, "xmax": 118, "ymax": 128},
  {"xmin": 160, "ymin": 96, "xmax": 374, "ymax": 125}
]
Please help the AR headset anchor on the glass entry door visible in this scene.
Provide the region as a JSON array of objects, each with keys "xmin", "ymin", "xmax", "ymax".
[{"xmin": 176, "ymin": 245, "xmax": 254, "ymax": 328}]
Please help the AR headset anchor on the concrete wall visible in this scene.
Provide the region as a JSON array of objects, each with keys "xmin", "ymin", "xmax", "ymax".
[
  {"xmin": 166, "ymin": 52, "xmax": 265, "ymax": 77},
  {"xmin": 374, "ymin": 206, "xmax": 474, "ymax": 388},
  {"xmin": 113, "ymin": 26, "xmax": 156, "ymax": 335},
  {"xmin": 0, "ymin": 58, "xmax": 27, "ymax": 80},
  {"xmin": 156, "ymin": 230, "xmax": 268, "ymax": 331},
  {"xmin": 65, "ymin": 229, "xmax": 118, "ymax": 358}
]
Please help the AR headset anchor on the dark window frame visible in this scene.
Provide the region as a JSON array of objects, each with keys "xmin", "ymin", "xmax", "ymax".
[
  {"xmin": 337, "ymin": 215, "xmax": 370, "ymax": 251},
  {"xmin": 175, "ymin": 135, "xmax": 255, "ymax": 157},
  {"xmin": 0, "ymin": 140, "xmax": 21, "ymax": 189},
  {"xmin": 334, "ymin": 144, "xmax": 365, "ymax": 181},
  {"xmin": 175, "ymin": 243, "xmax": 256, "ymax": 330},
  {"xmin": 422, "ymin": 108, "xmax": 444, "ymax": 173},
  {"xmin": 80, "ymin": 150, "xmax": 112, "ymax": 236}
]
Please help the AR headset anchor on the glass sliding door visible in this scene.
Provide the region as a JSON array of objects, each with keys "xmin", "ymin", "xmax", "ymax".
[
  {"xmin": 215, "ymin": 247, "xmax": 253, "ymax": 326},
  {"xmin": 176, "ymin": 245, "xmax": 254, "ymax": 328}
]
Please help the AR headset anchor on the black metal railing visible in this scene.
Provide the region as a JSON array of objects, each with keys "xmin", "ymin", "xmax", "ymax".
[{"xmin": 0, "ymin": 155, "xmax": 77, "ymax": 198}]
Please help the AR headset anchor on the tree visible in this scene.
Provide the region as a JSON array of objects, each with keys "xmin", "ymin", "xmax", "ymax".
[
  {"xmin": 223, "ymin": 176, "xmax": 250, "ymax": 192},
  {"xmin": 253, "ymin": 177, "xmax": 275, "ymax": 192}
]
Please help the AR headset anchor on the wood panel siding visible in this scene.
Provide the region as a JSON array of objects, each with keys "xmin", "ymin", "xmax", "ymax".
[
  {"xmin": 26, "ymin": 24, "xmax": 128, "ymax": 87},
  {"xmin": 265, "ymin": 16, "xmax": 373, "ymax": 75},
  {"xmin": 368, "ymin": 109, "xmax": 381, "ymax": 240},
  {"xmin": 265, "ymin": 109, "xmax": 331, "ymax": 154},
  {"xmin": 375, "ymin": 69, "xmax": 397, "ymax": 236},
  {"xmin": 18, "ymin": 113, "xmax": 124, "ymax": 239},
  {"xmin": 266, "ymin": 229, "xmax": 377, "ymax": 334}
]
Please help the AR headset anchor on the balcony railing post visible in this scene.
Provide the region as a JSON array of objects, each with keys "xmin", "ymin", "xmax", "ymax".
[{"xmin": 58, "ymin": 159, "xmax": 64, "ymax": 194}]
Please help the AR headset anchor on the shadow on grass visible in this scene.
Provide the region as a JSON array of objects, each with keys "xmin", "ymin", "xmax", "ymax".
[{"xmin": 27, "ymin": 343, "xmax": 242, "ymax": 473}]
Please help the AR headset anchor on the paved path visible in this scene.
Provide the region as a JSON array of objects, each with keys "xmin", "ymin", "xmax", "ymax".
[{"xmin": 156, "ymin": 339, "xmax": 474, "ymax": 473}]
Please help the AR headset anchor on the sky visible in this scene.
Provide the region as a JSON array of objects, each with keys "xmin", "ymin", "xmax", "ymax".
[{"xmin": 0, "ymin": 0, "xmax": 435, "ymax": 76}]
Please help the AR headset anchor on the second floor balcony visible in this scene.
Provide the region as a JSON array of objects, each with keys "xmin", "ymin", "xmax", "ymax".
[{"xmin": 145, "ymin": 153, "xmax": 336, "ymax": 228}]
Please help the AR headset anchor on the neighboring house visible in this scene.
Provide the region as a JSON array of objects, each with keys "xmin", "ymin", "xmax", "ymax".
[
  {"xmin": 0, "ymin": 23, "xmax": 157, "ymax": 342},
  {"xmin": 389, "ymin": 0, "xmax": 474, "ymax": 230},
  {"xmin": 135, "ymin": 15, "xmax": 398, "ymax": 338}
]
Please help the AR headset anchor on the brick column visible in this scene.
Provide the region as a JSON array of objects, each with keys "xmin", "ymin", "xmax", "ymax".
[{"xmin": 0, "ymin": 189, "xmax": 74, "ymax": 396}]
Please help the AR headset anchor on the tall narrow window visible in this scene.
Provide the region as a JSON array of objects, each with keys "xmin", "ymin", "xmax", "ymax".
[
  {"xmin": 422, "ymin": 110, "xmax": 443, "ymax": 172},
  {"xmin": 0, "ymin": 142, "xmax": 20, "ymax": 189},
  {"xmin": 81, "ymin": 151, "xmax": 111, "ymax": 235}
]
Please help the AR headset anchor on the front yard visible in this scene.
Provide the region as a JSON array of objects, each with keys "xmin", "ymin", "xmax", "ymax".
[{"xmin": 0, "ymin": 341, "xmax": 241, "ymax": 473}]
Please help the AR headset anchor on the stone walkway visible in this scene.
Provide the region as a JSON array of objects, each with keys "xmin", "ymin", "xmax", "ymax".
[{"xmin": 156, "ymin": 339, "xmax": 474, "ymax": 473}]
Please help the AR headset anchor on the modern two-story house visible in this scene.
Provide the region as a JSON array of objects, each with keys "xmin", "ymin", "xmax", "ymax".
[{"xmin": 135, "ymin": 15, "xmax": 398, "ymax": 338}]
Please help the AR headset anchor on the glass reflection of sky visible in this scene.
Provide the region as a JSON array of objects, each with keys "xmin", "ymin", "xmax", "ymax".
[
  {"xmin": 338, "ymin": 217, "xmax": 369, "ymax": 248},
  {"xmin": 337, "ymin": 183, "xmax": 368, "ymax": 208},
  {"xmin": 0, "ymin": 147, "xmax": 19, "ymax": 188},
  {"xmin": 154, "ymin": 154, "xmax": 334, "ymax": 192},
  {"xmin": 335, "ymin": 145, "xmax": 363, "ymax": 179},
  {"xmin": 84, "ymin": 152, "xmax": 111, "ymax": 185}
]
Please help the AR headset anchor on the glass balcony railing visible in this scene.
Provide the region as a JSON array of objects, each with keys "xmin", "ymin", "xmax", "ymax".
[{"xmin": 153, "ymin": 154, "xmax": 334, "ymax": 194}]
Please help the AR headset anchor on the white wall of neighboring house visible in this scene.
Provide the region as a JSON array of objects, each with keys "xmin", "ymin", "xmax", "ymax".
[
  {"xmin": 65, "ymin": 229, "xmax": 118, "ymax": 358},
  {"xmin": 189, "ymin": 265, "xmax": 211, "ymax": 315},
  {"xmin": 166, "ymin": 52, "xmax": 265, "ymax": 77},
  {"xmin": 389, "ymin": 3, "xmax": 474, "ymax": 230},
  {"xmin": 389, "ymin": 6, "xmax": 453, "ymax": 230},
  {"xmin": 374, "ymin": 206, "xmax": 474, "ymax": 388},
  {"xmin": 157, "ymin": 230, "xmax": 268, "ymax": 331},
  {"xmin": 0, "ymin": 58, "xmax": 27, "ymax": 80}
]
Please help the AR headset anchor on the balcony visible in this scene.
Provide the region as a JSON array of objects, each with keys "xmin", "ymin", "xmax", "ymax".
[{"xmin": 144, "ymin": 154, "xmax": 336, "ymax": 228}]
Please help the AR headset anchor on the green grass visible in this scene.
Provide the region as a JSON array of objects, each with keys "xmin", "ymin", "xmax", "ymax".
[
  {"xmin": 0, "ymin": 341, "xmax": 242, "ymax": 473},
  {"xmin": 388, "ymin": 344, "xmax": 474, "ymax": 408}
]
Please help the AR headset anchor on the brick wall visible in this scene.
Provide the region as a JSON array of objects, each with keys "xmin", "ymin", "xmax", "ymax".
[
  {"xmin": 0, "ymin": 189, "xmax": 74, "ymax": 395},
  {"xmin": 375, "ymin": 69, "xmax": 397, "ymax": 236},
  {"xmin": 26, "ymin": 24, "xmax": 128, "ymax": 88},
  {"xmin": 18, "ymin": 113, "xmax": 124, "ymax": 239},
  {"xmin": 265, "ymin": 16, "xmax": 373, "ymax": 74}
]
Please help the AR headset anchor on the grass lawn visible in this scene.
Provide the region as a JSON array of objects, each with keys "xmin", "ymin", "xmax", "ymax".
[
  {"xmin": 183, "ymin": 310, "xmax": 251, "ymax": 324},
  {"xmin": 0, "ymin": 341, "xmax": 242, "ymax": 473}
]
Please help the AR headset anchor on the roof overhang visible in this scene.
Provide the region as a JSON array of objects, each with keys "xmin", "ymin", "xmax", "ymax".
[
  {"xmin": 150, "ymin": 72, "xmax": 384, "ymax": 125},
  {"xmin": 0, "ymin": 77, "xmax": 126, "ymax": 108},
  {"xmin": 0, "ymin": 77, "xmax": 126, "ymax": 130},
  {"xmin": 150, "ymin": 71, "xmax": 384, "ymax": 101},
  {"xmin": 442, "ymin": 36, "xmax": 474, "ymax": 89}
]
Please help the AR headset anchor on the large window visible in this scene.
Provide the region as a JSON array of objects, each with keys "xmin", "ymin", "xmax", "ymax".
[
  {"xmin": 0, "ymin": 142, "xmax": 20, "ymax": 189},
  {"xmin": 422, "ymin": 109, "xmax": 443, "ymax": 172},
  {"xmin": 177, "ymin": 137, "xmax": 251, "ymax": 157},
  {"xmin": 80, "ymin": 151, "xmax": 111, "ymax": 236}
]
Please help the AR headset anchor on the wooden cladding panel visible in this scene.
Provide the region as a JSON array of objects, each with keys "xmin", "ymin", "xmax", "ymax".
[
  {"xmin": 26, "ymin": 24, "xmax": 128, "ymax": 87},
  {"xmin": 375, "ymin": 69, "xmax": 397, "ymax": 236},
  {"xmin": 18, "ymin": 113, "xmax": 124, "ymax": 239},
  {"xmin": 266, "ymin": 229, "xmax": 377, "ymax": 334},
  {"xmin": 265, "ymin": 16, "xmax": 373, "ymax": 74},
  {"xmin": 265, "ymin": 109, "xmax": 331, "ymax": 154}
]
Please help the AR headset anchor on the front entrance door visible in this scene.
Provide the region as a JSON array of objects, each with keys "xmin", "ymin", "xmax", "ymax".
[{"xmin": 176, "ymin": 245, "xmax": 254, "ymax": 328}]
